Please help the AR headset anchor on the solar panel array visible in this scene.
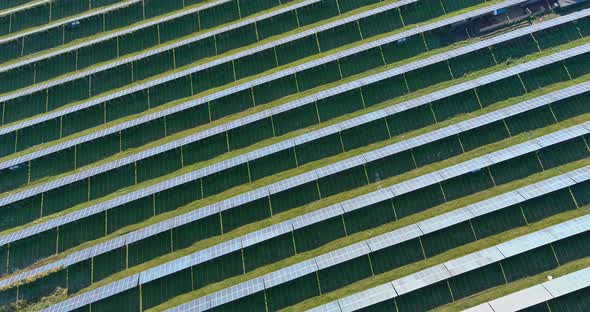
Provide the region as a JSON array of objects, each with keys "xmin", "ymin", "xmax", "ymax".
[{"xmin": 1, "ymin": 0, "xmax": 590, "ymax": 310}]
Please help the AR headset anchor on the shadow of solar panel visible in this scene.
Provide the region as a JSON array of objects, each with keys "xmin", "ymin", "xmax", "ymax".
[
  {"xmin": 142, "ymin": 268, "xmax": 193, "ymax": 310},
  {"xmin": 521, "ymin": 189, "xmax": 578, "ymax": 223},
  {"xmin": 0, "ymin": 132, "xmax": 15, "ymax": 158},
  {"xmin": 489, "ymin": 153, "xmax": 544, "ymax": 186},
  {"xmin": 294, "ymin": 216, "xmax": 346, "ymax": 253},
  {"xmin": 128, "ymin": 231, "xmax": 172, "ymax": 267},
  {"xmin": 144, "ymin": 0, "xmax": 184, "ymax": 19},
  {"xmin": 212, "ymin": 291, "xmax": 266, "ymax": 312},
  {"xmin": 154, "ymin": 179, "xmax": 202, "ymax": 215},
  {"xmin": 18, "ymin": 269, "xmax": 67, "ymax": 303},
  {"xmin": 215, "ymin": 24, "xmax": 258, "ymax": 54},
  {"xmin": 275, "ymin": 35, "xmax": 320, "ymax": 66},
  {"xmin": 448, "ymin": 263, "xmax": 506, "ymax": 300},
  {"xmin": 476, "ymin": 75, "xmax": 526, "ymax": 107},
  {"xmin": 16, "ymin": 119, "xmax": 60, "ymax": 152},
  {"xmin": 341, "ymin": 119, "xmax": 390, "ymax": 151},
  {"xmin": 52, "ymin": 0, "xmax": 89, "ymax": 20},
  {"xmin": 398, "ymin": 0, "xmax": 445, "ymax": 25},
  {"xmin": 133, "ymin": 51, "xmax": 176, "ymax": 82},
  {"xmin": 393, "ymin": 184, "xmax": 446, "ymax": 218},
  {"xmin": 172, "ymin": 213, "xmax": 221, "ymax": 250},
  {"xmin": 296, "ymin": 0, "xmax": 339, "ymax": 27},
  {"xmin": 395, "ymin": 281, "xmax": 453, "ymax": 312},
  {"xmin": 501, "ymin": 246, "xmax": 559, "ymax": 282},
  {"xmin": 253, "ymin": 75, "xmax": 299, "ymax": 106},
  {"xmin": 270, "ymin": 181, "xmax": 321, "ymax": 214},
  {"xmin": 273, "ymin": 103, "xmax": 319, "ymax": 136},
  {"xmin": 547, "ymin": 286, "xmax": 590, "ymax": 312},
  {"xmin": 120, "ymin": 119, "xmax": 166, "ymax": 150},
  {"xmin": 3, "ymin": 92, "xmax": 47, "ymax": 125},
  {"xmin": 249, "ymin": 149, "xmax": 298, "ymax": 182},
  {"xmin": 553, "ymin": 231, "xmax": 590, "ymax": 265},
  {"xmin": 0, "ymin": 284, "xmax": 16, "ymax": 306},
  {"xmin": 48, "ymin": 79, "xmax": 91, "ymax": 113},
  {"xmin": 318, "ymin": 255, "xmax": 373, "ymax": 293},
  {"xmin": 430, "ymin": 89, "xmax": 481, "ymax": 122},
  {"xmin": 165, "ymin": 104, "xmax": 210, "ymax": 135},
  {"xmin": 0, "ymin": 196, "xmax": 41, "ymax": 232},
  {"xmin": 295, "ymin": 133, "xmax": 344, "ymax": 165},
  {"xmin": 92, "ymin": 287, "xmax": 140, "ymax": 312},
  {"xmin": 200, "ymin": 1, "xmax": 240, "ymax": 29},
  {"xmin": 534, "ymin": 22, "xmax": 583, "ymax": 50},
  {"xmin": 318, "ymin": 89, "xmax": 366, "ymax": 122},
  {"xmin": 381, "ymin": 34, "xmax": 427, "ymax": 65},
  {"xmin": 209, "ymin": 89, "xmax": 255, "ymax": 121},
  {"xmin": 412, "ymin": 135, "xmax": 463, "ymax": 167},
  {"xmin": 104, "ymin": 2, "xmax": 143, "ymax": 31},
  {"xmin": 264, "ymin": 112, "xmax": 315, "ymax": 147},
  {"xmin": 0, "ymin": 162, "xmax": 28, "ymax": 193},
  {"xmin": 267, "ymin": 272, "xmax": 320, "ymax": 311},
  {"xmin": 201, "ymin": 163, "xmax": 250, "ymax": 198},
  {"xmin": 244, "ymin": 233, "xmax": 295, "ymax": 272},
  {"xmin": 370, "ymin": 238, "xmax": 424, "ymax": 275},
  {"xmin": 339, "ymin": 47, "xmax": 386, "ymax": 78},
  {"xmin": 421, "ymin": 221, "xmax": 477, "ymax": 258},
  {"xmin": 460, "ymin": 120, "xmax": 511, "ymax": 152},
  {"xmin": 0, "ymin": 66, "xmax": 34, "ymax": 94},
  {"xmin": 362, "ymin": 75, "xmax": 409, "ymax": 107},
  {"xmin": 571, "ymin": 180, "xmax": 590, "ymax": 207},
  {"xmin": 62, "ymin": 103, "xmax": 105, "ymax": 137},
  {"xmin": 64, "ymin": 15, "xmax": 103, "ymax": 45},
  {"xmin": 192, "ymin": 62, "xmax": 235, "ymax": 94},
  {"xmin": 0, "ymin": 40, "xmax": 22, "ymax": 64},
  {"xmin": 538, "ymin": 137, "xmax": 590, "ymax": 170},
  {"xmin": 23, "ymin": 28, "xmax": 63, "ymax": 55},
  {"xmin": 553, "ymin": 92, "xmax": 590, "ymax": 122},
  {"xmin": 136, "ymin": 148, "xmax": 182, "ymax": 183},
  {"xmin": 43, "ymin": 180, "xmax": 89, "ymax": 216},
  {"xmin": 318, "ymin": 165, "xmax": 369, "ymax": 198},
  {"xmin": 365, "ymin": 150, "xmax": 417, "ymax": 183},
  {"xmin": 405, "ymin": 61, "xmax": 453, "ymax": 92},
  {"xmin": 106, "ymin": 197, "xmax": 154, "ymax": 234},
  {"xmin": 182, "ymin": 133, "xmax": 229, "ymax": 166},
  {"xmin": 93, "ymin": 246, "xmax": 126, "ymax": 282},
  {"xmin": 104, "ymin": 91, "xmax": 149, "ymax": 122},
  {"xmin": 58, "ymin": 213, "xmax": 106, "ymax": 252},
  {"xmin": 343, "ymin": 199, "xmax": 397, "ymax": 235},
  {"xmin": 35, "ymin": 52, "xmax": 77, "ymax": 83},
  {"xmin": 359, "ymin": 8, "xmax": 404, "ymax": 39},
  {"xmin": 296, "ymin": 61, "xmax": 342, "ymax": 92},
  {"xmin": 76, "ymin": 133, "xmax": 121, "ymax": 168},
  {"xmin": 68, "ymin": 259, "xmax": 93, "ymax": 293},
  {"xmin": 471, "ymin": 204, "xmax": 527, "ymax": 239},
  {"xmin": 174, "ymin": 36, "xmax": 216, "ymax": 68},
  {"xmin": 234, "ymin": 49, "xmax": 278, "ymax": 80},
  {"xmin": 441, "ymin": 169, "xmax": 495, "ymax": 201},
  {"xmin": 89, "ymin": 164, "xmax": 135, "ymax": 200},
  {"xmin": 256, "ymin": 10, "xmax": 299, "ymax": 40},
  {"xmin": 441, "ymin": 0, "xmax": 484, "ymax": 12},
  {"xmin": 11, "ymin": 4, "xmax": 50, "ymax": 33},
  {"xmin": 193, "ymin": 250, "xmax": 244, "ymax": 289},
  {"xmin": 521, "ymin": 63, "xmax": 572, "ymax": 93},
  {"xmin": 149, "ymin": 75, "xmax": 194, "ymax": 108},
  {"xmin": 159, "ymin": 13, "xmax": 200, "ymax": 43},
  {"xmin": 491, "ymin": 34, "xmax": 540, "ymax": 63},
  {"xmin": 449, "ymin": 48, "xmax": 497, "ymax": 79},
  {"xmin": 221, "ymin": 198, "xmax": 272, "ymax": 233},
  {"xmin": 317, "ymin": 22, "xmax": 362, "ymax": 52}
]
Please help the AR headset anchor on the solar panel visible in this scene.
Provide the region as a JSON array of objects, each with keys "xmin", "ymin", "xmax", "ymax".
[
  {"xmin": 444, "ymin": 247, "xmax": 505, "ymax": 277},
  {"xmin": 463, "ymin": 303, "xmax": 496, "ymax": 312},
  {"xmin": 241, "ymin": 222, "xmax": 294, "ymax": 248},
  {"xmin": 315, "ymin": 242, "xmax": 371, "ymax": 270},
  {"xmin": 547, "ymin": 214, "xmax": 590, "ymax": 240},
  {"xmin": 367, "ymin": 224, "xmax": 423, "ymax": 252},
  {"xmin": 437, "ymin": 157, "xmax": 493, "ymax": 180},
  {"xmin": 516, "ymin": 174, "xmax": 576, "ymax": 200},
  {"xmin": 314, "ymin": 156, "xmax": 367, "ymax": 178},
  {"xmin": 417, "ymin": 208, "xmax": 475, "ymax": 235},
  {"xmin": 263, "ymin": 259, "xmax": 319, "ymax": 288},
  {"xmin": 565, "ymin": 164, "xmax": 590, "ymax": 183},
  {"xmin": 467, "ymin": 191, "xmax": 525, "ymax": 217},
  {"xmin": 292, "ymin": 204, "xmax": 344, "ymax": 230},
  {"xmin": 496, "ymin": 229, "xmax": 557, "ymax": 258},
  {"xmin": 488, "ymin": 285, "xmax": 553, "ymax": 312},
  {"xmin": 543, "ymin": 266, "xmax": 590, "ymax": 297},
  {"xmin": 389, "ymin": 172, "xmax": 444, "ymax": 196},
  {"xmin": 391, "ymin": 264, "xmax": 451, "ymax": 296},
  {"xmin": 338, "ymin": 283, "xmax": 397, "ymax": 312},
  {"xmin": 535, "ymin": 124, "xmax": 589, "ymax": 148},
  {"xmin": 339, "ymin": 189, "xmax": 394, "ymax": 213},
  {"xmin": 209, "ymin": 277, "xmax": 265, "ymax": 308}
]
